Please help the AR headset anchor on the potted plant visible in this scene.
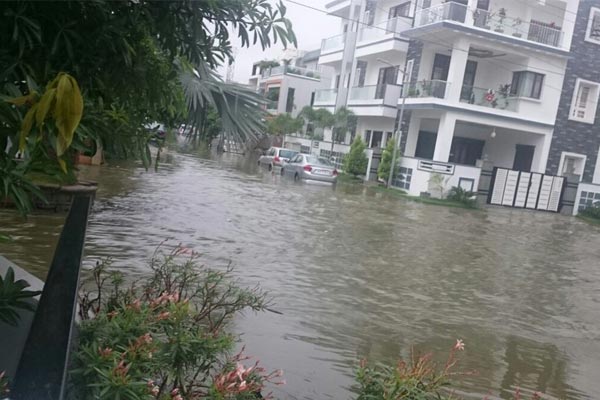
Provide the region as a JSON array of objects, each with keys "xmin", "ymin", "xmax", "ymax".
[
  {"xmin": 495, "ymin": 8, "xmax": 507, "ymax": 33},
  {"xmin": 512, "ymin": 17, "xmax": 523, "ymax": 37}
]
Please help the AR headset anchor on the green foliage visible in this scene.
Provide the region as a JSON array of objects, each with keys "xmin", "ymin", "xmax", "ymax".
[
  {"xmin": 0, "ymin": 267, "xmax": 41, "ymax": 326},
  {"xmin": 343, "ymin": 137, "xmax": 368, "ymax": 177},
  {"xmin": 71, "ymin": 248, "xmax": 282, "ymax": 400},
  {"xmin": 0, "ymin": 157, "xmax": 47, "ymax": 215},
  {"xmin": 267, "ymin": 113, "xmax": 303, "ymax": 136},
  {"xmin": 377, "ymin": 139, "xmax": 399, "ymax": 184},
  {"xmin": 332, "ymin": 107, "xmax": 357, "ymax": 144},
  {"xmin": 580, "ymin": 203, "xmax": 600, "ymax": 219},
  {"xmin": 446, "ymin": 186, "xmax": 477, "ymax": 208}
]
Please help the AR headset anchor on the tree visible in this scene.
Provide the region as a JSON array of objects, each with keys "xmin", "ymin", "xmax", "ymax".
[
  {"xmin": 0, "ymin": 0, "xmax": 296, "ymax": 214},
  {"xmin": 298, "ymin": 106, "xmax": 335, "ymax": 139},
  {"xmin": 377, "ymin": 139, "xmax": 400, "ymax": 185},
  {"xmin": 331, "ymin": 107, "xmax": 357, "ymax": 154},
  {"xmin": 343, "ymin": 137, "xmax": 368, "ymax": 177},
  {"xmin": 267, "ymin": 113, "xmax": 303, "ymax": 136}
]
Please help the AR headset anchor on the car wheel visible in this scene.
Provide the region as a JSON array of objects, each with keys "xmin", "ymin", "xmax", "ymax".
[
  {"xmin": 294, "ymin": 173, "xmax": 300, "ymax": 182},
  {"xmin": 268, "ymin": 164, "xmax": 273, "ymax": 172},
  {"xmin": 280, "ymin": 168, "xmax": 285, "ymax": 176}
]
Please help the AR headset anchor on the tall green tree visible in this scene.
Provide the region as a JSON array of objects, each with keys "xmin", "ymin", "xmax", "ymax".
[
  {"xmin": 343, "ymin": 137, "xmax": 368, "ymax": 177},
  {"xmin": 377, "ymin": 139, "xmax": 400, "ymax": 185},
  {"xmin": 267, "ymin": 113, "xmax": 303, "ymax": 136}
]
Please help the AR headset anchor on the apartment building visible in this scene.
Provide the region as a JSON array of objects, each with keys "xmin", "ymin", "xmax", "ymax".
[
  {"xmin": 248, "ymin": 49, "xmax": 332, "ymax": 118},
  {"xmin": 310, "ymin": 0, "xmax": 583, "ymax": 199}
]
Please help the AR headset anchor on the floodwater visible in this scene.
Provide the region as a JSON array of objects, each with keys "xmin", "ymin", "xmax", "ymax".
[{"xmin": 1, "ymin": 149, "xmax": 600, "ymax": 400}]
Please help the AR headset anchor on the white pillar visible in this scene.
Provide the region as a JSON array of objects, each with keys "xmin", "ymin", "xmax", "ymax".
[
  {"xmin": 404, "ymin": 115, "xmax": 422, "ymax": 157},
  {"xmin": 531, "ymin": 132, "xmax": 553, "ymax": 173},
  {"xmin": 433, "ymin": 113, "xmax": 456, "ymax": 162},
  {"xmin": 561, "ymin": 0, "xmax": 579, "ymax": 50},
  {"xmin": 465, "ymin": 0, "xmax": 477, "ymax": 26},
  {"xmin": 445, "ymin": 38, "xmax": 470, "ymax": 102}
]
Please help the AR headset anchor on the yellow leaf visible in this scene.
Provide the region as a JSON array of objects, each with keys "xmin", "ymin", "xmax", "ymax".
[
  {"xmin": 35, "ymin": 88, "xmax": 56, "ymax": 129},
  {"xmin": 54, "ymin": 74, "xmax": 83, "ymax": 156},
  {"xmin": 57, "ymin": 157, "xmax": 67, "ymax": 173},
  {"xmin": 6, "ymin": 91, "xmax": 38, "ymax": 106},
  {"xmin": 19, "ymin": 104, "xmax": 38, "ymax": 151}
]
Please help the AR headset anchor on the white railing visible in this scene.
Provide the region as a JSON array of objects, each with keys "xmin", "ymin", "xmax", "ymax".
[
  {"xmin": 414, "ymin": 2, "xmax": 564, "ymax": 48},
  {"xmin": 321, "ymin": 33, "xmax": 346, "ymax": 52},
  {"xmin": 358, "ymin": 17, "xmax": 404, "ymax": 42},
  {"xmin": 314, "ymin": 89, "xmax": 337, "ymax": 104}
]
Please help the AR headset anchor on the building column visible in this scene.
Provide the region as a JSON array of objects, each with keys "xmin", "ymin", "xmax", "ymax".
[
  {"xmin": 465, "ymin": 0, "xmax": 477, "ymax": 25},
  {"xmin": 531, "ymin": 132, "xmax": 552, "ymax": 173},
  {"xmin": 561, "ymin": 0, "xmax": 579, "ymax": 50},
  {"xmin": 403, "ymin": 115, "xmax": 422, "ymax": 157},
  {"xmin": 445, "ymin": 38, "xmax": 470, "ymax": 102},
  {"xmin": 432, "ymin": 113, "xmax": 456, "ymax": 162}
]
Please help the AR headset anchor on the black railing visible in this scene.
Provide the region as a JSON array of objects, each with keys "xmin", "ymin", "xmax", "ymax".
[{"xmin": 12, "ymin": 194, "xmax": 94, "ymax": 400}]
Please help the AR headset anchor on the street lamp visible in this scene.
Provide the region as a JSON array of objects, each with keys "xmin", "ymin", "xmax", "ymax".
[{"xmin": 377, "ymin": 57, "xmax": 408, "ymax": 188}]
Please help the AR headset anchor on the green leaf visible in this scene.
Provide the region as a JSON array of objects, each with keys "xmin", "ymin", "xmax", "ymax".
[{"xmin": 54, "ymin": 74, "xmax": 84, "ymax": 156}]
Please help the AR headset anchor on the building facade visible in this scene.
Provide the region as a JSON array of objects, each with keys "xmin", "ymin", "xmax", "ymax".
[
  {"xmin": 248, "ymin": 50, "xmax": 332, "ymax": 118},
  {"xmin": 311, "ymin": 0, "xmax": 588, "ymax": 196}
]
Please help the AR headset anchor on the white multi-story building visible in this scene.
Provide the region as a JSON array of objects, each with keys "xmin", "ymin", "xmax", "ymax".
[
  {"xmin": 248, "ymin": 50, "xmax": 332, "ymax": 117},
  {"xmin": 310, "ymin": 0, "xmax": 580, "ymax": 197}
]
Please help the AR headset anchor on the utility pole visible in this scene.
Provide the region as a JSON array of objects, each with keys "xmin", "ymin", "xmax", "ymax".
[{"xmin": 378, "ymin": 58, "xmax": 407, "ymax": 188}]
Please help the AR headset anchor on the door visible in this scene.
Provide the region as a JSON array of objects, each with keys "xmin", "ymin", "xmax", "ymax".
[
  {"xmin": 431, "ymin": 54, "xmax": 450, "ymax": 97},
  {"xmin": 449, "ymin": 137, "xmax": 484, "ymax": 165},
  {"xmin": 371, "ymin": 131, "xmax": 383, "ymax": 148},
  {"xmin": 513, "ymin": 144, "xmax": 535, "ymax": 172},
  {"xmin": 460, "ymin": 61, "xmax": 478, "ymax": 102},
  {"xmin": 376, "ymin": 66, "xmax": 398, "ymax": 99},
  {"xmin": 415, "ymin": 131, "xmax": 437, "ymax": 159}
]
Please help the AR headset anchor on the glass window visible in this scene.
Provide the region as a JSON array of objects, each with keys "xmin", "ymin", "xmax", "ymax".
[
  {"xmin": 278, "ymin": 149, "xmax": 297, "ymax": 159},
  {"xmin": 389, "ymin": 2, "xmax": 411, "ymax": 18},
  {"xmin": 286, "ymin": 88, "xmax": 295, "ymax": 113},
  {"xmin": 586, "ymin": 7, "xmax": 600, "ymax": 44},
  {"xmin": 569, "ymin": 78, "xmax": 600, "ymax": 124},
  {"xmin": 510, "ymin": 71, "xmax": 544, "ymax": 99}
]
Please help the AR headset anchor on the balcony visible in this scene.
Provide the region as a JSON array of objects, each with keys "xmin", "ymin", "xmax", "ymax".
[
  {"xmin": 321, "ymin": 33, "xmax": 346, "ymax": 54},
  {"xmin": 355, "ymin": 17, "xmax": 409, "ymax": 57},
  {"xmin": 459, "ymin": 85, "xmax": 518, "ymax": 112},
  {"xmin": 261, "ymin": 65, "xmax": 321, "ymax": 80},
  {"xmin": 348, "ymin": 84, "xmax": 401, "ymax": 117},
  {"xmin": 314, "ymin": 89, "xmax": 337, "ymax": 106},
  {"xmin": 411, "ymin": 1, "xmax": 565, "ymax": 50},
  {"xmin": 404, "ymin": 80, "xmax": 448, "ymax": 99}
]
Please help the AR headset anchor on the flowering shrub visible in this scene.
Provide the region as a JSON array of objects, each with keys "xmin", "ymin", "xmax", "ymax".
[{"xmin": 68, "ymin": 247, "xmax": 283, "ymax": 400}]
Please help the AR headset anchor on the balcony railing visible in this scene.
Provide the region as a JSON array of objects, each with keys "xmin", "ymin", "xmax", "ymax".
[
  {"xmin": 359, "ymin": 17, "xmax": 404, "ymax": 42},
  {"xmin": 459, "ymin": 85, "xmax": 518, "ymax": 111},
  {"xmin": 349, "ymin": 84, "xmax": 401, "ymax": 102},
  {"xmin": 261, "ymin": 65, "xmax": 322, "ymax": 80},
  {"xmin": 314, "ymin": 89, "xmax": 337, "ymax": 104},
  {"xmin": 321, "ymin": 33, "xmax": 346, "ymax": 52},
  {"xmin": 414, "ymin": 1, "xmax": 564, "ymax": 48},
  {"xmin": 405, "ymin": 80, "xmax": 448, "ymax": 99}
]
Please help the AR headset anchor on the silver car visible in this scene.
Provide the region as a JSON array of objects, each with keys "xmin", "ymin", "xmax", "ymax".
[
  {"xmin": 281, "ymin": 154, "xmax": 338, "ymax": 184},
  {"xmin": 258, "ymin": 147, "xmax": 298, "ymax": 171}
]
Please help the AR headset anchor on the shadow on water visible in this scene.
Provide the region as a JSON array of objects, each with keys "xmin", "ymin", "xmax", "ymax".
[{"xmin": 1, "ymin": 148, "xmax": 600, "ymax": 399}]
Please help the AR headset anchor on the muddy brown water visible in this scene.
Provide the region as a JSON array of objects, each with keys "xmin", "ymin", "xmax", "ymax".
[{"xmin": 1, "ymin": 150, "xmax": 599, "ymax": 399}]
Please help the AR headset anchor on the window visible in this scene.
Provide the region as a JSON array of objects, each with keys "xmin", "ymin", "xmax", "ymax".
[
  {"xmin": 404, "ymin": 59, "xmax": 414, "ymax": 84},
  {"xmin": 286, "ymin": 88, "xmax": 295, "ymax": 113},
  {"xmin": 510, "ymin": 71, "xmax": 544, "ymax": 99},
  {"xmin": 569, "ymin": 78, "xmax": 600, "ymax": 124},
  {"xmin": 365, "ymin": 130, "xmax": 372, "ymax": 147},
  {"xmin": 586, "ymin": 7, "xmax": 600, "ymax": 44},
  {"xmin": 389, "ymin": 2, "xmax": 411, "ymax": 18},
  {"xmin": 558, "ymin": 152, "xmax": 586, "ymax": 180}
]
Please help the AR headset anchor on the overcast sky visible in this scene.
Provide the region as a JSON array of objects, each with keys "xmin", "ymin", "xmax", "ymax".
[{"xmin": 217, "ymin": 0, "xmax": 340, "ymax": 83}]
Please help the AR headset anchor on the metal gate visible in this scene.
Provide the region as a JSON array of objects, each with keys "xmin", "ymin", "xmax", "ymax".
[{"xmin": 488, "ymin": 167, "xmax": 566, "ymax": 212}]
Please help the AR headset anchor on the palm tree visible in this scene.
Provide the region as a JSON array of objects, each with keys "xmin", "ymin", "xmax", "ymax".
[{"xmin": 330, "ymin": 107, "xmax": 357, "ymax": 154}]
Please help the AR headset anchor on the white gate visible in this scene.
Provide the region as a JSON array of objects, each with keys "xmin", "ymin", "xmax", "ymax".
[{"xmin": 488, "ymin": 168, "xmax": 565, "ymax": 212}]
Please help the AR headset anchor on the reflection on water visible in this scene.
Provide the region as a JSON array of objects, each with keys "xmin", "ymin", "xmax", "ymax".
[{"xmin": 1, "ymin": 150, "xmax": 600, "ymax": 399}]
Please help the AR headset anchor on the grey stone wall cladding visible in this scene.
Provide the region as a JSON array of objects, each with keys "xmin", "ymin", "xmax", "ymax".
[{"xmin": 546, "ymin": 0, "xmax": 600, "ymax": 182}]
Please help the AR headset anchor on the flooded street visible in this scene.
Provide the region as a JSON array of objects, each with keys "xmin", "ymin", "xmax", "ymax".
[{"xmin": 2, "ymin": 150, "xmax": 600, "ymax": 399}]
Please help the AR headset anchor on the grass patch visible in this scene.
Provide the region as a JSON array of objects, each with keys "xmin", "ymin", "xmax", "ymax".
[
  {"xmin": 374, "ymin": 186, "xmax": 479, "ymax": 210},
  {"xmin": 576, "ymin": 213, "xmax": 600, "ymax": 225},
  {"xmin": 336, "ymin": 173, "xmax": 364, "ymax": 184}
]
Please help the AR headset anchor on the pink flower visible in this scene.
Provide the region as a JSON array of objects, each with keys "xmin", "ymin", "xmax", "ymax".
[
  {"xmin": 151, "ymin": 386, "xmax": 159, "ymax": 396},
  {"xmin": 98, "ymin": 347, "xmax": 113, "ymax": 357},
  {"xmin": 157, "ymin": 311, "xmax": 171, "ymax": 320},
  {"xmin": 170, "ymin": 388, "xmax": 179, "ymax": 396},
  {"xmin": 454, "ymin": 339, "xmax": 465, "ymax": 351}
]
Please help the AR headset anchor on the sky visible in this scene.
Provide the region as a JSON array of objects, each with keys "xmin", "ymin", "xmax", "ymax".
[{"xmin": 217, "ymin": 0, "xmax": 340, "ymax": 84}]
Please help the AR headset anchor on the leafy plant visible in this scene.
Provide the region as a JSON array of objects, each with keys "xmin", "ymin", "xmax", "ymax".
[
  {"xmin": 267, "ymin": 114, "xmax": 303, "ymax": 136},
  {"xmin": 0, "ymin": 267, "xmax": 41, "ymax": 327},
  {"xmin": 446, "ymin": 186, "xmax": 477, "ymax": 208},
  {"xmin": 428, "ymin": 173, "xmax": 450, "ymax": 198},
  {"xmin": 580, "ymin": 202, "xmax": 600, "ymax": 219},
  {"xmin": 377, "ymin": 139, "xmax": 400, "ymax": 185},
  {"xmin": 343, "ymin": 137, "xmax": 368, "ymax": 177},
  {"xmin": 0, "ymin": 157, "xmax": 46, "ymax": 215},
  {"xmin": 70, "ymin": 247, "xmax": 283, "ymax": 400}
]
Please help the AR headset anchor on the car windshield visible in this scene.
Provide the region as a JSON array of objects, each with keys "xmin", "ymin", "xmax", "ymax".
[
  {"xmin": 306, "ymin": 156, "xmax": 332, "ymax": 166},
  {"xmin": 278, "ymin": 150, "xmax": 297, "ymax": 159}
]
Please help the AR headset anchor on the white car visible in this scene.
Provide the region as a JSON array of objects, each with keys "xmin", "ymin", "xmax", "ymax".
[{"xmin": 258, "ymin": 147, "xmax": 298, "ymax": 171}]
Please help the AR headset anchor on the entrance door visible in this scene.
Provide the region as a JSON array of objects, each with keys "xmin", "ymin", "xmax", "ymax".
[
  {"xmin": 513, "ymin": 144, "xmax": 535, "ymax": 172},
  {"xmin": 376, "ymin": 66, "xmax": 398, "ymax": 99},
  {"xmin": 431, "ymin": 54, "xmax": 450, "ymax": 98},
  {"xmin": 449, "ymin": 137, "xmax": 484, "ymax": 165},
  {"xmin": 415, "ymin": 131, "xmax": 437, "ymax": 159},
  {"xmin": 460, "ymin": 61, "xmax": 478, "ymax": 102}
]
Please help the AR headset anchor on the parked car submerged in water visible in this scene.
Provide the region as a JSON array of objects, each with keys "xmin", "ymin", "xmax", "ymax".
[
  {"xmin": 258, "ymin": 147, "xmax": 298, "ymax": 171},
  {"xmin": 281, "ymin": 154, "xmax": 338, "ymax": 184}
]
